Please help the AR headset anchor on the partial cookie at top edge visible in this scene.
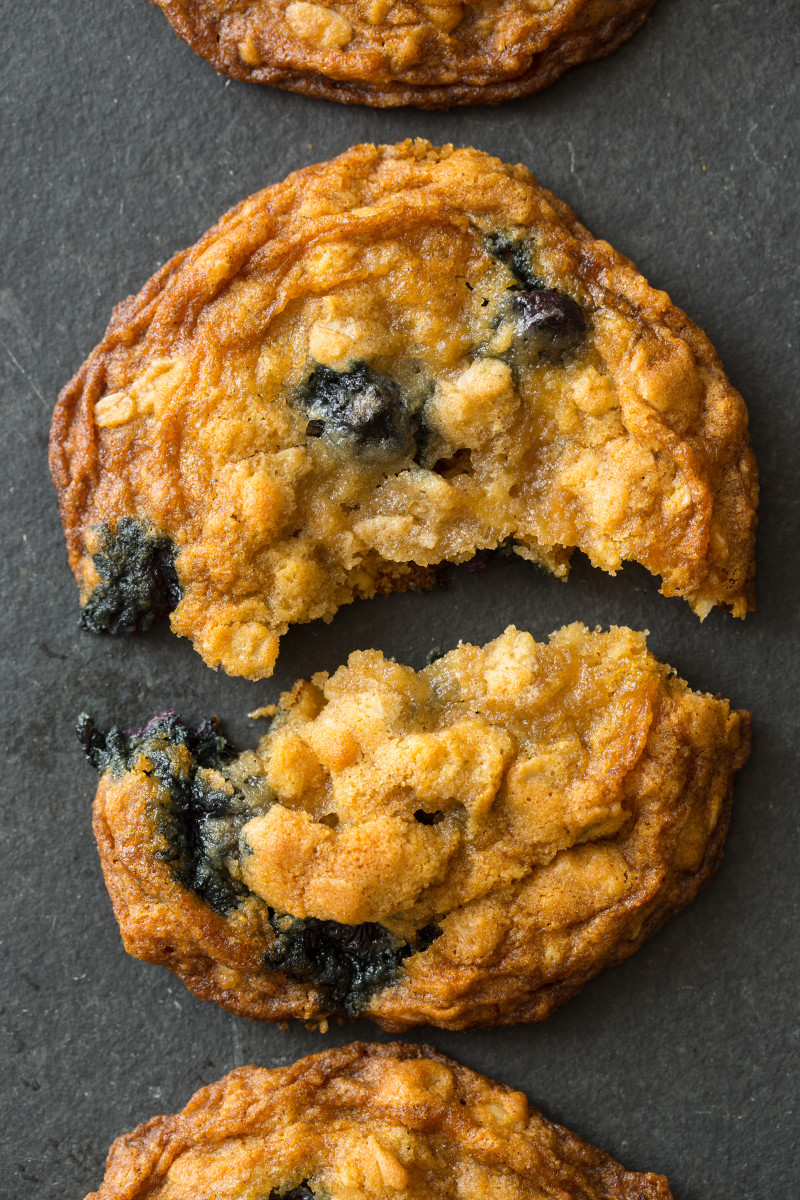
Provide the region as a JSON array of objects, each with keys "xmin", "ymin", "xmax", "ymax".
[{"xmin": 151, "ymin": 0, "xmax": 658, "ymax": 109}]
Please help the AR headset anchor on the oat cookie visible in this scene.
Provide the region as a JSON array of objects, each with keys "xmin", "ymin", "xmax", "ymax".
[
  {"xmin": 86, "ymin": 1042, "xmax": 672, "ymax": 1199},
  {"xmin": 149, "ymin": 0, "xmax": 658, "ymax": 109},
  {"xmin": 51, "ymin": 143, "xmax": 758, "ymax": 681},
  {"xmin": 81, "ymin": 624, "xmax": 750, "ymax": 1030}
]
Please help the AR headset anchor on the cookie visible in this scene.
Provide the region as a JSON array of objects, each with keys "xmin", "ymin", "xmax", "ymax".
[
  {"xmin": 86, "ymin": 1042, "xmax": 673, "ymax": 1199},
  {"xmin": 80, "ymin": 623, "xmax": 750, "ymax": 1031},
  {"xmin": 149, "ymin": 0, "xmax": 658, "ymax": 109},
  {"xmin": 51, "ymin": 142, "xmax": 758, "ymax": 681}
]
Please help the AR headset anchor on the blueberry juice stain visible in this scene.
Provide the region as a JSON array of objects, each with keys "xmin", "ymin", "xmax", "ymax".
[
  {"xmin": 80, "ymin": 518, "xmax": 181, "ymax": 635},
  {"xmin": 78, "ymin": 711, "xmax": 442, "ymax": 1012}
]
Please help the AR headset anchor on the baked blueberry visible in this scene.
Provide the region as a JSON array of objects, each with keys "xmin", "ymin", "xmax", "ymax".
[
  {"xmin": 79, "ymin": 519, "xmax": 181, "ymax": 635},
  {"xmin": 485, "ymin": 230, "xmax": 542, "ymax": 289},
  {"xmin": 80, "ymin": 712, "xmax": 247, "ymax": 914},
  {"xmin": 263, "ymin": 914, "xmax": 437, "ymax": 1016},
  {"xmin": 299, "ymin": 363, "xmax": 416, "ymax": 458},
  {"xmin": 512, "ymin": 288, "xmax": 587, "ymax": 359}
]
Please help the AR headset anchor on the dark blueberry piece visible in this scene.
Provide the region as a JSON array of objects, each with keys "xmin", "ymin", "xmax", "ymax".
[
  {"xmin": 185, "ymin": 715, "xmax": 237, "ymax": 770},
  {"xmin": 76, "ymin": 711, "xmax": 234, "ymax": 778},
  {"xmin": 269, "ymin": 1186, "xmax": 315, "ymax": 1200},
  {"xmin": 512, "ymin": 289, "xmax": 586, "ymax": 359},
  {"xmin": 76, "ymin": 713, "xmax": 152, "ymax": 775},
  {"xmin": 485, "ymin": 231, "xmax": 542, "ymax": 290},
  {"xmin": 299, "ymin": 363, "xmax": 416, "ymax": 457},
  {"xmin": 149, "ymin": 757, "xmax": 253, "ymax": 916},
  {"xmin": 424, "ymin": 646, "xmax": 445, "ymax": 665},
  {"xmin": 77, "ymin": 711, "xmax": 251, "ymax": 915},
  {"xmin": 80, "ymin": 518, "xmax": 182, "ymax": 636},
  {"xmin": 76, "ymin": 712, "xmax": 112, "ymax": 770},
  {"xmin": 264, "ymin": 913, "xmax": 441, "ymax": 1016}
]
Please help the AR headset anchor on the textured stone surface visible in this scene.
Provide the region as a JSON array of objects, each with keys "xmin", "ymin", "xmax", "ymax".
[{"xmin": 0, "ymin": 1, "xmax": 796, "ymax": 1197}]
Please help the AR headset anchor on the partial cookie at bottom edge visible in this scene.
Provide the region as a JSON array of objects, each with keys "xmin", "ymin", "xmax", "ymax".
[{"xmin": 86, "ymin": 1042, "xmax": 673, "ymax": 1199}]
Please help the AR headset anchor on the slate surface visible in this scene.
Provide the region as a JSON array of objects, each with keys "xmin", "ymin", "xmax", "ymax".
[{"xmin": 1, "ymin": 1, "xmax": 798, "ymax": 1196}]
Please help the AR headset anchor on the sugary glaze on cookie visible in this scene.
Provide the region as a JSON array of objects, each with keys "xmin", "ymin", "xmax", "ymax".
[
  {"xmin": 83, "ymin": 624, "xmax": 750, "ymax": 1030},
  {"xmin": 51, "ymin": 142, "xmax": 758, "ymax": 680},
  {"xmin": 86, "ymin": 1043, "xmax": 673, "ymax": 1199},
  {"xmin": 151, "ymin": 0, "xmax": 658, "ymax": 109}
]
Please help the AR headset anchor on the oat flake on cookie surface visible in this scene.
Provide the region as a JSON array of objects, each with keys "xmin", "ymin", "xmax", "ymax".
[
  {"xmin": 150, "ymin": 0, "xmax": 659, "ymax": 108},
  {"xmin": 51, "ymin": 142, "xmax": 758, "ymax": 681},
  {"xmin": 85, "ymin": 1043, "xmax": 674, "ymax": 1199},
  {"xmin": 81, "ymin": 624, "xmax": 750, "ymax": 1030}
]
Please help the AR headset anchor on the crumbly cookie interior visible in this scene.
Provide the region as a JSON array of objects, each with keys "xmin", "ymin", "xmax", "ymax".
[
  {"xmin": 169, "ymin": 224, "xmax": 607, "ymax": 675},
  {"xmin": 234, "ymin": 625, "xmax": 666, "ymax": 931}
]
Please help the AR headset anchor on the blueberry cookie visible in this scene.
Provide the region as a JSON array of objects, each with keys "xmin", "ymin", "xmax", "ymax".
[
  {"xmin": 81, "ymin": 623, "xmax": 750, "ymax": 1030},
  {"xmin": 149, "ymin": 0, "xmax": 658, "ymax": 109},
  {"xmin": 86, "ymin": 1042, "xmax": 673, "ymax": 1199},
  {"xmin": 51, "ymin": 142, "xmax": 758, "ymax": 680}
]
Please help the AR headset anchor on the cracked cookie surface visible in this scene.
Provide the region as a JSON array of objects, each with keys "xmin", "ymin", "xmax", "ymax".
[
  {"xmin": 86, "ymin": 1042, "xmax": 673, "ymax": 1199},
  {"xmin": 84, "ymin": 623, "xmax": 750, "ymax": 1030},
  {"xmin": 51, "ymin": 142, "xmax": 758, "ymax": 680},
  {"xmin": 150, "ymin": 0, "xmax": 658, "ymax": 108}
]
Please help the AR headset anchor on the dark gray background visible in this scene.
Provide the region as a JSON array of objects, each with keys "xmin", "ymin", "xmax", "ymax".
[{"xmin": 1, "ymin": 1, "xmax": 797, "ymax": 1196}]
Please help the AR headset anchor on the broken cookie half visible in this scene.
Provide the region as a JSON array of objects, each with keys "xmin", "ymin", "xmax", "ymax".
[
  {"xmin": 85, "ymin": 1042, "xmax": 673, "ymax": 1200},
  {"xmin": 51, "ymin": 143, "xmax": 757, "ymax": 680},
  {"xmin": 81, "ymin": 624, "xmax": 750, "ymax": 1031}
]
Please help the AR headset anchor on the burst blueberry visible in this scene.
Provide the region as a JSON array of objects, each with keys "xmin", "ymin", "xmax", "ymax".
[
  {"xmin": 80, "ymin": 518, "xmax": 181, "ymax": 635},
  {"xmin": 485, "ymin": 231, "xmax": 542, "ymax": 290},
  {"xmin": 78, "ymin": 712, "xmax": 250, "ymax": 914},
  {"xmin": 264, "ymin": 913, "xmax": 440, "ymax": 1015},
  {"xmin": 80, "ymin": 711, "xmax": 442, "ymax": 1000},
  {"xmin": 300, "ymin": 362, "xmax": 416, "ymax": 457}
]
